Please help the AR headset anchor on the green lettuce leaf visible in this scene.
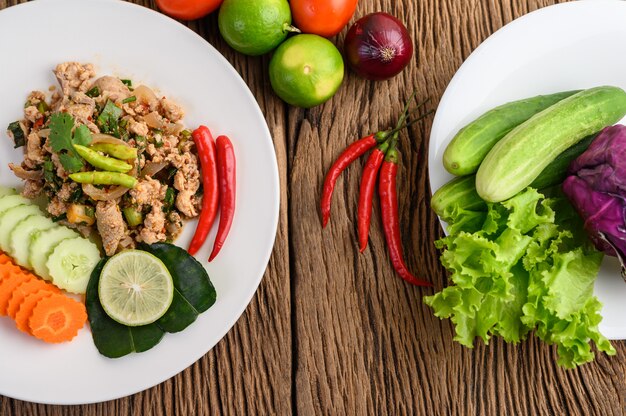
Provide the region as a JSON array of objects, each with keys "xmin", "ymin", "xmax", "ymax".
[{"xmin": 425, "ymin": 187, "xmax": 614, "ymax": 368}]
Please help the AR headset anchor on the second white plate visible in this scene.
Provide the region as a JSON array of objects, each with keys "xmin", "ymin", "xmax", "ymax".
[{"xmin": 428, "ymin": 0, "xmax": 626, "ymax": 340}]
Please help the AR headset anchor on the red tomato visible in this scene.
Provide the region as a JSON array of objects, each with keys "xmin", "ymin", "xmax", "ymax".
[
  {"xmin": 290, "ymin": 0, "xmax": 359, "ymax": 37},
  {"xmin": 156, "ymin": 0, "xmax": 223, "ymax": 21}
]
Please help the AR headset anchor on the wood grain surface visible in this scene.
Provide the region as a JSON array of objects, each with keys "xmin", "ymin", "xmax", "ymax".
[{"xmin": 1, "ymin": 0, "xmax": 625, "ymax": 415}]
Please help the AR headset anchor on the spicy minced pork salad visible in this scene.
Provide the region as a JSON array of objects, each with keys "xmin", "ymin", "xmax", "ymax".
[{"xmin": 6, "ymin": 62, "xmax": 202, "ymax": 256}]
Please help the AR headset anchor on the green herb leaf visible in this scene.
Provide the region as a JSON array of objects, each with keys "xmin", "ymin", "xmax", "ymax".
[
  {"xmin": 59, "ymin": 153, "xmax": 84, "ymax": 173},
  {"xmin": 122, "ymin": 96, "xmax": 136, "ymax": 104},
  {"xmin": 97, "ymin": 100, "xmax": 123, "ymax": 137},
  {"xmin": 121, "ymin": 79, "xmax": 132, "ymax": 87},
  {"xmin": 73, "ymin": 124, "xmax": 92, "ymax": 146},
  {"xmin": 86, "ymin": 86, "xmax": 101, "ymax": 98},
  {"xmin": 49, "ymin": 113, "xmax": 74, "ymax": 153},
  {"xmin": 7, "ymin": 121, "xmax": 25, "ymax": 148}
]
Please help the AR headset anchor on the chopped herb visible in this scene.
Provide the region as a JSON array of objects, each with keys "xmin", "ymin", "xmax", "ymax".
[
  {"xmin": 51, "ymin": 213, "xmax": 67, "ymax": 222},
  {"xmin": 86, "ymin": 86, "xmax": 101, "ymax": 98},
  {"xmin": 73, "ymin": 124, "xmax": 92, "ymax": 146},
  {"xmin": 119, "ymin": 118, "xmax": 128, "ymax": 129},
  {"xmin": 37, "ymin": 101, "xmax": 49, "ymax": 114},
  {"xmin": 121, "ymin": 79, "xmax": 132, "ymax": 87},
  {"xmin": 122, "ymin": 96, "xmax": 136, "ymax": 104},
  {"xmin": 23, "ymin": 101, "xmax": 31, "ymax": 109},
  {"xmin": 7, "ymin": 121, "xmax": 25, "ymax": 148},
  {"xmin": 85, "ymin": 206, "xmax": 95, "ymax": 218},
  {"xmin": 135, "ymin": 135, "xmax": 146, "ymax": 144},
  {"xmin": 97, "ymin": 100, "xmax": 123, "ymax": 137},
  {"xmin": 180, "ymin": 129, "xmax": 192, "ymax": 138},
  {"xmin": 154, "ymin": 139, "xmax": 164, "ymax": 148},
  {"xmin": 49, "ymin": 113, "xmax": 84, "ymax": 173},
  {"xmin": 68, "ymin": 187, "xmax": 83, "ymax": 203},
  {"xmin": 43, "ymin": 159, "xmax": 58, "ymax": 190},
  {"xmin": 152, "ymin": 128, "xmax": 163, "ymax": 135},
  {"xmin": 162, "ymin": 187, "xmax": 175, "ymax": 213}
]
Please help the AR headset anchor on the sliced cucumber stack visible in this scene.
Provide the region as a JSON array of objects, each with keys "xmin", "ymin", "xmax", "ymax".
[
  {"xmin": 0, "ymin": 190, "xmax": 103, "ymax": 294},
  {"xmin": 0, "ymin": 194, "xmax": 30, "ymax": 215},
  {"xmin": 29, "ymin": 226, "xmax": 80, "ymax": 280},
  {"xmin": 47, "ymin": 237, "xmax": 101, "ymax": 294},
  {"xmin": 0, "ymin": 204, "xmax": 42, "ymax": 251},
  {"xmin": 9, "ymin": 215, "xmax": 55, "ymax": 268}
]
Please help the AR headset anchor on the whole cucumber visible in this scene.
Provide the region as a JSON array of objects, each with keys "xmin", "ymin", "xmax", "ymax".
[
  {"xmin": 476, "ymin": 86, "xmax": 626, "ymax": 203},
  {"xmin": 443, "ymin": 90, "xmax": 580, "ymax": 176},
  {"xmin": 432, "ymin": 134, "xmax": 596, "ymax": 219}
]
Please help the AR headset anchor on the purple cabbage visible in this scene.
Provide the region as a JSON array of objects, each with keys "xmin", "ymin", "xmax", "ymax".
[{"xmin": 562, "ymin": 125, "xmax": 626, "ymax": 275}]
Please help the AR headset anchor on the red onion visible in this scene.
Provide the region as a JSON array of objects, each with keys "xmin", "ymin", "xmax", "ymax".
[{"xmin": 344, "ymin": 12, "xmax": 413, "ymax": 81}]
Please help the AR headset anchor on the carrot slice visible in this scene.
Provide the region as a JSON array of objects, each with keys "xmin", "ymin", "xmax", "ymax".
[
  {"xmin": 0, "ymin": 262, "xmax": 24, "ymax": 283},
  {"xmin": 15, "ymin": 290, "xmax": 54, "ymax": 333},
  {"xmin": 0, "ymin": 272, "xmax": 33, "ymax": 316},
  {"xmin": 0, "ymin": 253, "xmax": 12, "ymax": 265},
  {"xmin": 7, "ymin": 278, "xmax": 60, "ymax": 319},
  {"xmin": 29, "ymin": 293, "xmax": 87, "ymax": 343}
]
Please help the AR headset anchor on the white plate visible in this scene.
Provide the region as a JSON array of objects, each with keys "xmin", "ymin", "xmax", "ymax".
[
  {"xmin": 428, "ymin": 0, "xmax": 626, "ymax": 340},
  {"xmin": 0, "ymin": 0, "xmax": 279, "ymax": 405}
]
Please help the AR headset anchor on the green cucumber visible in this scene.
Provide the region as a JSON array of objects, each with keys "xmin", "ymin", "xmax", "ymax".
[
  {"xmin": 431, "ymin": 175, "xmax": 485, "ymax": 220},
  {"xmin": 0, "ymin": 187, "xmax": 17, "ymax": 198},
  {"xmin": 0, "ymin": 194, "xmax": 31, "ymax": 215},
  {"xmin": 9, "ymin": 215, "xmax": 55, "ymax": 268},
  {"xmin": 443, "ymin": 90, "xmax": 580, "ymax": 176},
  {"xmin": 476, "ymin": 86, "xmax": 626, "ymax": 202},
  {"xmin": 432, "ymin": 134, "xmax": 597, "ymax": 218},
  {"xmin": 0, "ymin": 204, "xmax": 42, "ymax": 252},
  {"xmin": 47, "ymin": 237, "xmax": 101, "ymax": 294},
  {"xmin": 29, "ymin": 226, "xmax": 80, "ymax": 280}
]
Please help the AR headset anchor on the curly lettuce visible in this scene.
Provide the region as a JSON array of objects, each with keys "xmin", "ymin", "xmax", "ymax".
[{"xmin": 425, "ymin": 188, "xmax": 615, "ymax": 368}]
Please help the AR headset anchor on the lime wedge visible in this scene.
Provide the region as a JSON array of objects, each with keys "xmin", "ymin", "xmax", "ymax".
[{"xmin": 99, "ymin": 250, "xmax": 174, "ymax": 327}]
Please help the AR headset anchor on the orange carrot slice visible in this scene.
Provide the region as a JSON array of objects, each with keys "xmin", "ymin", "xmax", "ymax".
[
  {"xmin": 0, "ymin": 253, "xmax": 12, "ymax": 265},
  {"xmin": 7, "ymin": 278, "xmax": 60, "ymax": 319},
  {"xmin": 0, "ymin": 261, "xmax": 24, "ymax": 283},
  {"xmin": 0, "ymin": 272, "xmax": 33, "ymax": 316},
  {"xmin": 15, "ymin": 290, "xmax": 55, "ymax": 333},
  {"xmin": 29, "ymin": 293, "xmax": 87, "ymax": 343}
]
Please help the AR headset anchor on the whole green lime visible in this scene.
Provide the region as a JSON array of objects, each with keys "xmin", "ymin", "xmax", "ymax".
[
  {"xmin": 269, "ymin": 34, "xmax": 345, "ymax": 108},
  {"xmin": 218, "ymin": 0, "xmax": 294, "ymax": 56}
]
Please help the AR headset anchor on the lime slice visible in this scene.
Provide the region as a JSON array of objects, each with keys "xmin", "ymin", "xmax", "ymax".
[{"xmin": 98, "ymin": 250, "xmax": 174, "ymax": 326}]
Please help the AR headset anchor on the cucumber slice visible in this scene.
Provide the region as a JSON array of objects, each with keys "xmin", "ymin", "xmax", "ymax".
[
  {"xmin": 0, "ymin": 205, "xmax": 42, "ymax": 252},
  {"xmin": 47, "ymin": 237, "xmax": 101, "ymax": 294},
  {"xmin": 0, "ymin": 187, "xmax": 17, "ymax": 198},
  {"xmin": 9, "ymin": 215, "xmax": 55, "ymax": 268},
  {"xmin": 0, "ymin": 195, "xmax": 31, "ymax": 215},
  {"xmin": 29, "ymin": 226, "xmax": 79, "ymax": 281}
]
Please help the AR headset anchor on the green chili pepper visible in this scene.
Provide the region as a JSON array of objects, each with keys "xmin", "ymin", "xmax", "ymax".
[
  {"xmin": 73, "ymin": 144, "xmax": 133, "ymax": 173},
  {"xmin": 89, "ymin": 143, "xmax": 137, "ymax": 160},
  {"xmin": 69, "ymin": 171, "xmax": 138, "ymax": 188},
  {"xmin": 122, "ymin": 96, "xmax": 136, "ymax": 104},
  {"xmin": 123, "ymin": 207, "xmax": 143, "ymax": 227},
  {"xmin": 37, "ymin": 101, "xmax": 49, "ymax": 114}
]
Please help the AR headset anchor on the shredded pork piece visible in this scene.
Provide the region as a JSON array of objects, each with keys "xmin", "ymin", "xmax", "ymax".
[
  {"xmin": 96, "ymin": 200, "xmax": 127, "ymax": 256},
  {"xmin": 139, "ymin": 201, "xmax": 167, "ymax": 244},
  {"xmin": 53, "ymin": 62, "xmax": 95, "ymax": 96}
]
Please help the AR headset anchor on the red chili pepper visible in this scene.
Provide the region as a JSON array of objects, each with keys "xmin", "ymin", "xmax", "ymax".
[
  {"xmin": 209, "ymin": 135, "xmax": 236, "ymax": 262},
  {"xmin": 188, "ymin": 126, "xmax": 219, "ymax": 256},
  {"xmin": 378, "ymin": 144, "xmax": 432, "ymax": 287},
  {"xmin": 33, "ymin": 117, "xmax": 44, "ymax": 129},
  {"xmin": 357, "ymin": 140, "xmax": 389, "ymax": 252}
]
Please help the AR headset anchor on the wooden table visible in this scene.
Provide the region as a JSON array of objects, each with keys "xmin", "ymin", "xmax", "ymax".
[{"xmin": 1, "ymin": 0, "xmax": 624, "ymax": 414}]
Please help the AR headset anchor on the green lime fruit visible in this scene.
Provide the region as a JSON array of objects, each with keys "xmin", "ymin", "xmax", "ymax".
[
  {"xmin": 269, "ymin": 34, "xmax": 345, "ymax": 108},
  {"xmin": 218, "ymin": 0, "xmax": 295, "ymax": 56},
  {"xmin": 98, "ymin": 250, "xmax": 174, "ymax": 327}
]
